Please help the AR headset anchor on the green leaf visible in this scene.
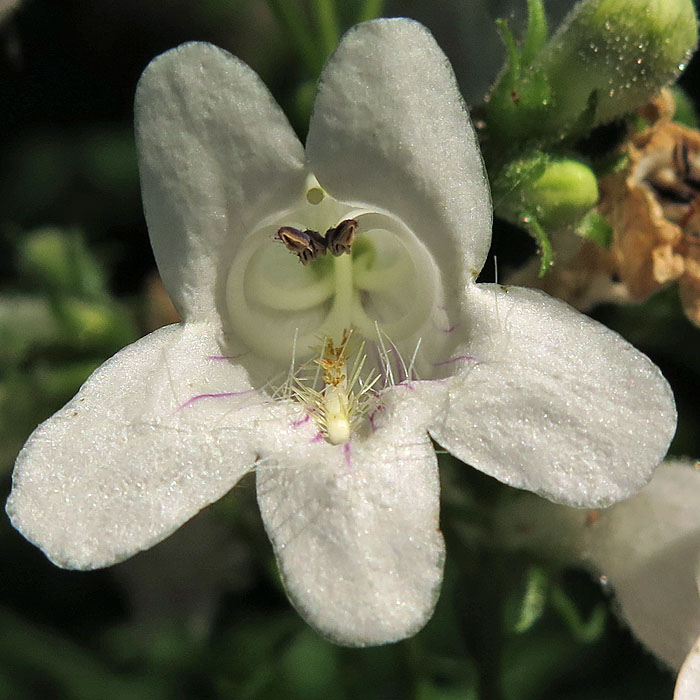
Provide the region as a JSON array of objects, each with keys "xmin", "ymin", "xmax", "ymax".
[
  {"xmin": 504, "ymin": 566, "xmax": 550, "ymax": 634},
  {"xmin": 358, "ymin": 0, "xmax": 384, "ymax": 22},
  {"xmin": 265, "ymin": 0, "xmax": 323, "ymax": 77},
  {"xmin": 312, "ymin": 0, "xmax": 340, "ymax": 64},
  {"xmin": 278, "ymin": 629, "xmax": 343, "ymax": 700},
  {"xmin": 0, "ymin": 609, "xmax": 166, "ymax": 700}
]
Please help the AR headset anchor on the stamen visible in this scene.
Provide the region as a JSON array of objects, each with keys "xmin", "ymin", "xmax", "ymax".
[
  {"xmin": 276, "ymin": 226, "xmax": 327, "ymax": 265},
  {"xmin": 287, "ymin": 329, "xmax": 378, "ymax": 445}
]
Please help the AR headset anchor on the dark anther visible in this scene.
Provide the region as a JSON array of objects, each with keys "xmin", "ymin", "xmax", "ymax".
[
  {"xmin": 324, "ymin": 219, "xmax": 359, "ymax": 256},
  {"xmin": 276, "ymin": 226, "xmax": 327, "ymax": 265}
]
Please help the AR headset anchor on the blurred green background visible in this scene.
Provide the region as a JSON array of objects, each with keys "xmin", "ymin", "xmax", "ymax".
[{"xmin": 1, "ymin": 1, "xmax": 699, "ymax": 698}]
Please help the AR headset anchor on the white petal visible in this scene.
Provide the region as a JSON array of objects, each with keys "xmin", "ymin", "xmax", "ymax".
[
  {"xmin": 609, "ymin": 534, "xmax": 700, "ymax": 669},
  {"xmin": 256, "ymin": 386, "xmax": 445, "ymax": 646},
  {"xmin": 585, "ymin": 461, "xmax": 700, "ymax": 670},
  {"xmin": 495, "ymin": 461, "xmax": 700, "ymax": 672},
  {"xmin": 430, "ymin": 284, "xmax": 676, "ymax": 506},
  {"xmin": 135, "ymin": 42, "xmax": 307, "ymax": 322},
  {"xmin": 676, "ymin": 636, "xmax": 700, "ymax": 700},
  {"xmin": 6, "ymin": 324, "xmax": 266, "ymax": 569},
  {"xmin": 306, "ymin": 19, "xmax": 492, "ymax": 293}
]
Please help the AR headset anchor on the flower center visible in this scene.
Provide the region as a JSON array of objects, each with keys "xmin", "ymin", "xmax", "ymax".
[{"xmin": 225, "ymin": 180, "xmax": 445, "ymax": 371}]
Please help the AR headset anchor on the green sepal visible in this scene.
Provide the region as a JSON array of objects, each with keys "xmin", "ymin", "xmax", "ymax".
[
  {"xmin": 521, "ymin": 0, "xmax": 549, "ymax": 66},
  {"xmin": 576, "ymin": 210, "xmax": 614, "ymax": 248},
  {"xmin": 671, "ymin": 86, "xmax": 699, "ymax": 128},
  {"xmin": 522, "ymin": 214, "xmax": 555, "ymax": 278}
]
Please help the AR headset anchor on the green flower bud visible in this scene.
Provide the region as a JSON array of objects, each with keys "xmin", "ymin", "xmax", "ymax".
[
  {"xmin": 539, "ymin": 0, "xmax": 698, "ymax": 130},
  {"xmin": 498, "ymin": 157, "xmax": 599, "ymax": 230},
  {"xmin": 486, "ymin": 0, "xmax": 698, "ymax": 145}
]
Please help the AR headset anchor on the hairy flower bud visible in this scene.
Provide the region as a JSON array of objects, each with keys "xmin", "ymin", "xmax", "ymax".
[
  {"xmin": 499, "ymin": 157, "xmax": 599, "ymax": 230},
  {"xmin": 539, "ymin": 0, "xmax": 698, "ymax": 130},
  {"xmin": 487, "ymin": 0, "xmax": 698, "ymax": 144}
]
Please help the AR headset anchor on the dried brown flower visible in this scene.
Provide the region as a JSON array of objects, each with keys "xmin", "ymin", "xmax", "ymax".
[{"xmin": 598, "ymin": 93, "xmax": 700, "ymax": 324}]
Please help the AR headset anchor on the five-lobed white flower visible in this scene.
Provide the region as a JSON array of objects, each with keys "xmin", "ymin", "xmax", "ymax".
[
  {"xmin": 497, "ymin": 459, "xmax": 700, "ymax": 698},
  {"xmin": 5, "ymin": 19, "xmax": 677, "ymax": 647}
]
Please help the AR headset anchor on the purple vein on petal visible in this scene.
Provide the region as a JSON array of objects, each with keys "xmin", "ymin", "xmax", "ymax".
[
  {"xmin": 207, "ymin": 351, "xmax": 249, "ymax": 361},
  {"xmin": 433, "ymin": 355, "xmax": 479, "ymax": 367},
  {"xmin": 292, "ymin": 413, "xmax": 310, "ymax": 428},
  {"xmin": 179, "ymin": 389, "xmax": 256, "ymax": 410},
  {"xmin": 369, "ymin": 403, "xmax": 386, "ymax": 432}
]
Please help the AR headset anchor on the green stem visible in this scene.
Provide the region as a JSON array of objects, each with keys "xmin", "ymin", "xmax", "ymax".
[
  {"xmin": 311, "ymin": 0, "xmax": 339, "ymax": 62},
  {"xmin": 266, "ymin": 0, "xmax": 322, "ymax": 76}
]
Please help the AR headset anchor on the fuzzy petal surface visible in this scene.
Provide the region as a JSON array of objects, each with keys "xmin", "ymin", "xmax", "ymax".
[
  {"xmin": 256, "ymin": 384, "xmax": 446, "ymax": 646},
  {"xmin": 585, "ymin": 461, "xmax": 700, "ymax": 670},
  {"xmin": 430, "ymin": 284, "xmax": 676, "ymax": 507},
  {"xmin": 135, "ymin": 42, "xmax": 307, "ymax": 322},
  {"xmin": 7, "ymin": 324, "xmax": 265, "ymax": 569},
  {"xmin": 496, "ymin": 460, "xmax": 700, "ymax": 671},
  {"xmin": 306, "ymin": 19, "xmax": 491, "ymax": 295}
]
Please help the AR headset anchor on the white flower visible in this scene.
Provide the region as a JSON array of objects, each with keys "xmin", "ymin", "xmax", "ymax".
[
  {"xmin": 498, "ymin": 459, "xmax": 700, "ymax": 698},
  {"xmin": 6, "ymin": 19, "xmax": 676, "ymax": 647}
]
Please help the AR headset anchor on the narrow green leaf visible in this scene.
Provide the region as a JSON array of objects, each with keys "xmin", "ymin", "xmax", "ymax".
[
  {"xmin": 311, "ymin": 0, "xmax": 340, "ymax": 62},
  {"xmin": 266, "ymin": 0, "xmax": 323, "ymax": 76},
  {"xmin": 358, "ymin": 0, "xmax": 384, "ymax": 22}
]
